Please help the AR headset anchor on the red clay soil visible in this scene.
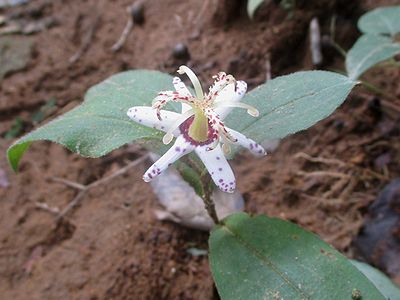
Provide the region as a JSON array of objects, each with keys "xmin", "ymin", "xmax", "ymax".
[{"xmin": 1, "ymin": 0, "xmax": 400, "ymax": 299}]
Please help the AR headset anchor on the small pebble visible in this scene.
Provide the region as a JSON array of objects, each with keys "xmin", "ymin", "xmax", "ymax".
[
  {"xmin": 130, "ymin": 2, "xmax": 145, "ymax": 25},
  {"xmin": 172, "ymin": 43, "xmax": 190, "ymax": 60},
  {"xmin": 354, "ymin": 179, "xmax": 400, "ymax": 280},
  {"xmin": 332, "ymin": 119, "xmax": 344, "ymax": 131},
  {"xmin": 367, "ymin": 97, "xmax": 382, "ymax": 119}
]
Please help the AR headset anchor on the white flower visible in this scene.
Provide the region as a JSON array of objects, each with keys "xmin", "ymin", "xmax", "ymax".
[{"xmin": 127, "ymin": 65, "xmax": 266, "ymax": 193}]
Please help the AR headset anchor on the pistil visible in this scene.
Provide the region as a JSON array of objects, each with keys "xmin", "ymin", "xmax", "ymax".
[{"xmin": 188, "ymin": 108, "xmax": 209, "ymax": 142}]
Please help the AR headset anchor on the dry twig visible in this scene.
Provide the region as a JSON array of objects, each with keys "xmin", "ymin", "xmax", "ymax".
[
  {"xmin": 111, "ymin": 6, "xmax": 135, "ymax": 52},
  {"xmin": 69, "ymin": 14, "xmax": 100, "ymax": 64},
  {"xmin": 35, "ymin": 202, "xmax": 60, "ymax": 214},
  {"xmin": 49, "ymin": 155, "xmax": 149, "ymax": 221},
  {"xmin": 294, "ymin": 152, "xmax": 346, "ymax": 167}
]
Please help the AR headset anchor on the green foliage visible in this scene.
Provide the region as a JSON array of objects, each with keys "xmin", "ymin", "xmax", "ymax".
[
  {"xmin": 209, "ymin": 213, "xmax": 385, "ymax": 300},
  {"xmin": 358, "ymin": 6, "xmax": 400, "ymax": 36},
  {"xmin": 346, "ymin": 34, "xmax": 400, "ymax": 81},
  {"xmin": 351, "ymin": 260, "xmax": 400, "ymax": 300},
  {"xmin": 346, "ymin": 6, "xmax": 400, "ymax": 80},
  {"xmin": 7, "ymin": 70, "xmax": 355, "ymax": 173},
  {"xmin": 247, "ymin": 0, "xmax": 267, "ymax": 18},
  {"xmin": 226, "ymin": 71, "xmax": 355, "ymax": 143},
  {"xmin": 7, "ymin": 70, "xmax": 176, "ymax": 171}
]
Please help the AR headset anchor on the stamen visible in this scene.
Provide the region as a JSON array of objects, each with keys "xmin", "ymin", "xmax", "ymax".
[
  {"xmin": 207, "ymin": 73, "xmax": 237, "ymax": 103},
  {"xmin": 177, "ymin": 65, "xmax": 204, "ymax": 100},
  {"xmin": 162, "ymin": 109, "xmax": 194, "ymax": 145},
  {"xmin": 222, "ymin": 129, "xmax": 238, "ymax": 143},
  {"xmin": 222, "ymin": 143, "xmax": 231, "ymax": 155},
  {"xmin": 163, "ymin": 133, "xmax": 174, "ymax": 145},
  {"xmin": 215, "ymin": 101, "xmax": 259, "ymax": 117},
  {"xmin": 152, "ymin": 91, "xmax": 195, "ymax": 120}
]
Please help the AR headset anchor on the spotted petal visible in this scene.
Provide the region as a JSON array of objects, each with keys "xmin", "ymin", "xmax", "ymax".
[
  {"xmin": 143, "ymin": 135, "xmax": 195, "ymax": 182},
  {"xmin": 127, "ymin": 106, "xmax": 180, "ymax": 133},
  {"xmin": 173, "ymin": 77, "xmax": 193, "ymax": 114},
  {"xmin": 153, "ymin": 90, "xmax": 195, "ymax": 120},
  {"xmin": 227, "ymin": 128, "xmax": 266, "ymax": 157},
  {"xmin": 195, "ymin": 144, "xmax": 236, "ymax": 193},
  {"xmin": 215, "ymin": 80, "xmax": 247, "ymax": 120}
]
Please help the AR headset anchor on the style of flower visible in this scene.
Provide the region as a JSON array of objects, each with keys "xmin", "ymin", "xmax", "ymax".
[{"xmin": 127, "ymin": 65, "xmax": 266, "ymax": 193}]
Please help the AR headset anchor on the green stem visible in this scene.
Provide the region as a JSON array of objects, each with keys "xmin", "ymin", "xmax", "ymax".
[
  {"xmin": 184, "ymin": 157, "xmax": 219, "ymax": 224},
  {"xmin": 201, "ymin": 173, "xmax": 219, "ymax": 224},
  {"xmin": 329, "ymin": 16, "xmax": 347, "ymax": 58},
  {"xmin": 331, "ymin": 40, "xmax": 347, "ymax": 58},
  {"xmin": 361, "ymin": 80, "xmax": 398, "ymax": 101}
]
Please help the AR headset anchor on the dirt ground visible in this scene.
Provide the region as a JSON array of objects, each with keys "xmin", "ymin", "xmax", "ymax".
[{"xmin": 1, "ymin": 0, "xmax": 400, "ymax": 299}]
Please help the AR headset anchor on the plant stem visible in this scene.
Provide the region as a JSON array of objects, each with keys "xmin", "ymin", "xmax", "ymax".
[
  {"xmin": 183, "ymin": 157, "xmax": 219, "ymax": 224},
  {"xmin": 331, "ymin": 41, "xmax": 347, "ymax": 58},
  {"xmin": 329, "ymin": 16, "xmax": 347, "ymax": 58},
  {"xmin": 361, "ymin": 80, "xmax": 399, "ymax": 102},
  {"xmin": 201, "ymin": 173, "xmax": 219, "ymax": 225}
]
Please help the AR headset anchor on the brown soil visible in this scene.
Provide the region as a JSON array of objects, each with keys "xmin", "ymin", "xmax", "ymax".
[{"xmin": 1, "ymin": 0, "xmax": 400, "ymax": 299}]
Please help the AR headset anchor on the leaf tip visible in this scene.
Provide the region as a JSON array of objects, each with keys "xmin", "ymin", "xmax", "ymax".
[{"xmin": 6, "ymin": 141, "xmax": 31, "ymax": 173}]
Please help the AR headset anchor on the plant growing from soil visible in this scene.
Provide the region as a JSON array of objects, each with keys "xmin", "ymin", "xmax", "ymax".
[
  {"xmin": 6, "ymin": 6, "xmax": 400, "ymax": 300},
  {"xmin": 248, "ymin": 0, "xmax": 296, "ymax": 19},
  {"xmin": 345, "ymin": 6, "xmax": 400, "ymax": 81}
]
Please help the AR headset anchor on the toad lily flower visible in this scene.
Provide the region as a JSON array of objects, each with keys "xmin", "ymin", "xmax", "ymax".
[{"xmin": 127, "ymin": 66, "xmax": 266, "ymax": 193}]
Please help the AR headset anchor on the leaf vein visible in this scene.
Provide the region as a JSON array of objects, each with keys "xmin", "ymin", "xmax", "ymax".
[
  {"xmin": 221, "ymin": 224, "xmax": 311, "ymax": 299},
  {"xmin": 241, "ymin": 81, "xmax": 352, "ymax": 133}
]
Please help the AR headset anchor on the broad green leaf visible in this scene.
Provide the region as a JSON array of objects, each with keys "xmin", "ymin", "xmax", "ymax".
[
  {"xmin": 358, "ymin": 6, "xmax": 400, "ymax": 36},
  {"xmin": 209, "ymin": 213, "xmax": 385, "ymax": 300},
  {"xmin": 351, "ymin": 260, "xmax": 400, "ymax": 300},
  {"xmin": 345, "ymin": 34, "xmax": 400, "ymax": 80},
  {"xmin": 7, "ymin": 70, "xmax": 177, "ymax": 171},
  {"xmin": 247, "ymin": 0, "xmax": 268, "ymax": 19},
  {"xmin": 225, "ymin": 71, "xmax": 356, "ymax": 142}
]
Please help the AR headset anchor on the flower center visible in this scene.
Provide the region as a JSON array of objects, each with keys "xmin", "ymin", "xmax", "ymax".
[
  {"xmin": 188, "ymin": 108, "xmax": 209, "ymax": 142},
  {"xmin": 179, "ymin": 114, "xmax": 216, "ymax": 146}
]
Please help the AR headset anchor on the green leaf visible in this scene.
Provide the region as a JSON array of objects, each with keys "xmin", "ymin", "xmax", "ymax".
[
  {"xmin": 247, "ymin": 0, "xmax": 267, "ymax": 18},
  {"xmin": 345, "ymin": 34, "xmax": 400, "ymax": 80},
  {"xmin": 7, "ymin": 70, "xmax": 176, "ymax": 171},
  {"xmin": 209, "ymin": 213, "xmax": 385, "ymax": 300},
  {"xmin": 351, "ymin": 260, "xmax": 400, "ymax": 300},
  {"xmin": 225, "ymin": 71, "xmax": 356, "ymax": 143},
  {"xmin": 358, "ymin": 6, "xmax": 400, "ymax": 37}
]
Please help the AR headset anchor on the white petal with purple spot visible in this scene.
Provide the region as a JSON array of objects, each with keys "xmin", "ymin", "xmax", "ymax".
[
  {"xmin": 227, "ymin": 128, "xmax": 266, "ymax": 157},
  {"xmin": 215, "ymin": 80, "xmax": 247, "ymax": 120},
  {"xmin": 195, "ymin": 144, "xmax": 236, "ymax": 193},
  {"xmin": 127, "ymin": 106, "xmax": 180, "ymax": 133},
  {"xmin": 143, "ymin": 135, "xmax": 195, "ymax": 182},
  {"xmin": 172, "ymin": 77, "xmax": 193, "ymax": 114}
]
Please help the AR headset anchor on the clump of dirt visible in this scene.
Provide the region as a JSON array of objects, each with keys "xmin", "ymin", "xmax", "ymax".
[{"xmin": 1, "ymin": 0, "xmax": 400, "ymax": 299}]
